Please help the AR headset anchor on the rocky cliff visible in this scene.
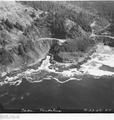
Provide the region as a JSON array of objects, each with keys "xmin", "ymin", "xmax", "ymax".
[{"xmin": 0, "ymin": 1, "xmax": 113, "ymax": 75}]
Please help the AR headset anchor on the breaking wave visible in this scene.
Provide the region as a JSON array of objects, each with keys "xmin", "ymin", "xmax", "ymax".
[
  {"xmin": 80, "ymin": 43, "xmax": 114, "ymax": 77},
  {"xmin": 0, "ymin": 42, "xmax": 114, "ymax": 86}
]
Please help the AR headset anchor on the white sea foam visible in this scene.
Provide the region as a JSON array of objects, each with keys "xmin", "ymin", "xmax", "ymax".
[
  {"xmin": 34, "ymin": 76, "xmax": 82, "ymax": 84},
  {"xmin": 61, "ymin": 69, "xmax": 82, "ymax": 77},
  {"xmin": 49, "ymin": 77, "xmax": 81, "ymax": 83},
  {"xmin": 80, "ymin": 44, "xmax": 114, "ymax": 77},
  {"xmin": 38, "ymin": 55, "xmax": 82, "ymax": 77},
  {"xmin": 38, "ymin": 56, "xmax": 56, "ymax": 72},
  {"xmin": 1, "ymin": 43, "xmax": 114, "ymax": 86}
]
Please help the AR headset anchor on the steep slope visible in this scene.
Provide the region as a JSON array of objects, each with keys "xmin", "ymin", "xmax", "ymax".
[
  {"xmin": 0, "ymin": 1, "xmax": 52, "ymax": 74},
  {"xmin": 0, "ymin": 1, "xmax": 113, "ymax": 77}
]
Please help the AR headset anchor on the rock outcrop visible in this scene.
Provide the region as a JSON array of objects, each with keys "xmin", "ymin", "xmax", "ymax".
[
  {"xmin": 0, "ymin": 1, "xmax": 113, "ymax": 75},
  {"xmin": 0, "ymin": 1, "xmax": 51, "ymax": 74}
]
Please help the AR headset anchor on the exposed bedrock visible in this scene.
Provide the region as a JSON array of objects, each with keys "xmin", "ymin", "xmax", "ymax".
[
  {"xmin": 0, "ymin": 1, "xmax": 52, "ymax": 74},
  {"xmin": 0, "ymin": 1, "xmax": 114, "ymax": 74}
]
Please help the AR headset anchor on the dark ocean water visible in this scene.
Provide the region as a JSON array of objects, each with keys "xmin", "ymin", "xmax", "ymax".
[{"xmin": 0, "ymin": 76, "xmax": 113, "ymax": 113}]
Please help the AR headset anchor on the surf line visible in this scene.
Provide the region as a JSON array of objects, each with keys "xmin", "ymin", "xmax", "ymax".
[{"xmin": 25, "ymin": 76, "xmax": 82, "ymax": 84}]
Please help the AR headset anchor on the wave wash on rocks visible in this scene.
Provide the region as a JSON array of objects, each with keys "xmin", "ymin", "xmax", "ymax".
[
  {"xmin": 0, "ymin": 1, "xmax": 53, "ymax": 75},
  {"xmin": 0, "ymin": 1, "xmax": 113, "ymax": 80}
]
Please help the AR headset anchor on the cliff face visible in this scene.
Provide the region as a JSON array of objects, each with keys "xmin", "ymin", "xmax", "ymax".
[
  {"xmin": 0, "ymin": 1, "xmax": 52, "ymax": 74},
  {"xmin": 0, "ymin": 1, "xmax": 113, "ymax": 74}
]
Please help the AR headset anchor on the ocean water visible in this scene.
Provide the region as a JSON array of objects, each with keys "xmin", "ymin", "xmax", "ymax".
[
  {"xmin": 0, "ymin": 76, "xmax": 113, "ymax": 112},
  {"xmin": 0, "ymin": 43, "xmax": 114, "ymax": 112}
]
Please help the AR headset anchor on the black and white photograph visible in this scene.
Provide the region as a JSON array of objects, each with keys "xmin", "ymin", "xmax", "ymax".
[{"xmin": 0, "ymin": 0, "xmax": 114, "ymax": 114}]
